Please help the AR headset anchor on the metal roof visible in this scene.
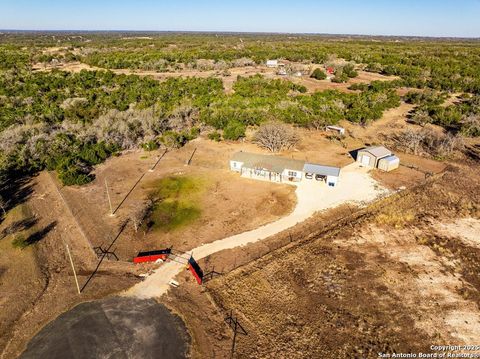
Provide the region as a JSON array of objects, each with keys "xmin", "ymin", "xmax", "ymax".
[
  {"xmin": 378, "ymin": 155, "xmax": 400, "ymax": 163},
  {"xmin": 303, "ymin": 163, "xmax": 341, "ymax": 177},
  {"xmin": 359, "ymin": 146, "xmax": 392, "ymax": 159},
  {"xmin": 231, "ymin": 152, "xmax": 305, "ymax": 173}
]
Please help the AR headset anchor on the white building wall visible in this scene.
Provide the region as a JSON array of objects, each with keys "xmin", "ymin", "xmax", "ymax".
[
  {"xmin": 282, "ymin": 169, "xmax": 303, "ymax": 181},
  {"xmin": 357, "ymin": 152, "xmax": 375, "ymax": 167},
  {"xmin": 266, "ymin": 60, "xmax": 278, "ymax": 68},
  {"xmin": 326, "ymin": 175, "xmax": 338, "ymax": 186},
  {"xmin": 230, "ymin": 160, "xmax": 243, "ymax": 172}
]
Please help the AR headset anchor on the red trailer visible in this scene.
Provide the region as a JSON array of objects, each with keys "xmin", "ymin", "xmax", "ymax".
[
  {"xmin": 188, "ymin": 256, "xmax": 204, "ymax": 285},
  {"xmin": 133, "ymin": 248, "xmax": 171, "ymax": 263}
]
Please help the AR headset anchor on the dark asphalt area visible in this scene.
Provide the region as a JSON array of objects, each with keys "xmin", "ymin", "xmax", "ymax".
[{"xmin": 19, "ymin": 297, "xmax": 190, "ymax": 359}]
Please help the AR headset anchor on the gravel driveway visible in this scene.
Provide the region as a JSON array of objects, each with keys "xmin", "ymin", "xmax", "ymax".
[{"xmin": 127, "ymin": 162, "xmax": 389, "ymax": 299}]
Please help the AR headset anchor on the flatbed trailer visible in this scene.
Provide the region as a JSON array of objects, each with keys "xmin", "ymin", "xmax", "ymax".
[
  {"xmin": 133, "ymin": 248, "xmax": 172, "ymax": 263},
  {"xmin": 133, "ymin": 247, "xmax": 204, "ymax": 285}
]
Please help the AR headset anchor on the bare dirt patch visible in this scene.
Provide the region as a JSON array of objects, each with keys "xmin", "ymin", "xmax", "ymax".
[
  {"xmin": 342, "ymin": 102, "xmax": 416, "ymax": 144},
  {"xmin": 436, "ymin": 218, "xmax": 480, "ymax": 249}
]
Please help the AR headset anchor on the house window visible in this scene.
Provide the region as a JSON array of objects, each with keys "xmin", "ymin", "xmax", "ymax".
[{"xmin": 288, "ymin": 171, "xmax": 297, "ymax": 177}]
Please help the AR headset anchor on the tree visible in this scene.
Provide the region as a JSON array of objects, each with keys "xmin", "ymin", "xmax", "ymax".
[
  {"xmin": 310, "ymin": 68, "xmax": 327, "ymax": 80},
  {"xmin": 343, "ymin": 64, "xmax": 358, "ymax": 78},
  {"xmin": 223, "ymin": 121, "xmax": 246, "ymax": 140},
  {"xmin": 254, "ymin": 122, "xmax": 299, "ymax": 152}
]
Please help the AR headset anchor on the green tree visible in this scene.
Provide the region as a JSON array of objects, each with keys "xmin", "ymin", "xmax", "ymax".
[
  {"xmin": 310, "ymin": 68, "xmax": 327, "ymax": 80},
  {"xmin": 223, "ymin": 121, "xmax": 246, "ymax": 140}
]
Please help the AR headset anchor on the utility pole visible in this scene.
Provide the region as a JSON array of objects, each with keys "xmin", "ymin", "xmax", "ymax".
[
  {"xmin": 105, "ymin": 179, "xmax": 114, "ymax": 216},
  {"xmin": 225, "ymin": 310, "xmax": 247, "ymax": 359},
  {"xmin": 186, "ymin": 147, "xmax": 197, "ymax": 166},
  {"xmin": 65, "ymin": 243, "xmax": 81, "ymax": 295},
  {"xmin": 149, "ymin": 149, "xmax": 168, "ymax": 172}
]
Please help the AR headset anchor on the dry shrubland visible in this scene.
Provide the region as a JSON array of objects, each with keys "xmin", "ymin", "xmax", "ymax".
[{"xmin": 391, "ymin": 128, "xmax": 464, "ymax": 158}]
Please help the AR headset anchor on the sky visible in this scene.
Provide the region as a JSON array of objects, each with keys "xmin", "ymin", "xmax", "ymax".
[{"xmin": 0, "ymin": 0, "xmax": 479, "ymax": 38}]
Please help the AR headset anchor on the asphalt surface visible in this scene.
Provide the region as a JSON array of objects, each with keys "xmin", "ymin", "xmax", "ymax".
[{"xmin": 19, "ymin": 297, "xmax": 190, "ymax": 359}]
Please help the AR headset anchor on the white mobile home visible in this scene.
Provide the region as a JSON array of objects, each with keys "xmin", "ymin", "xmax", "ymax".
[{"xmin": 230, "ymin": 152, "xmax": 340, "ymax": 186}]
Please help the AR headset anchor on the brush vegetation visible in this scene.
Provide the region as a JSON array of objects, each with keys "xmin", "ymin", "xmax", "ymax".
[{"xmin": 0, "ymin": 33, "xmax": 479, "ymax": 187}]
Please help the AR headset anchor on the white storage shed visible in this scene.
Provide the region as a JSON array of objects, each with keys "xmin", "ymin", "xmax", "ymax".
[{"xmin": 378, "ymin": 155, "xmax": 400, "ymax": 172}]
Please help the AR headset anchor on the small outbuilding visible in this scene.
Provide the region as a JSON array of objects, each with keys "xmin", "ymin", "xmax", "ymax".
[
  {"xmin": 325, "ymin": 125, "xmax": 345, "ymax": 136},
  {"xmin": 378, "ymin": 155, "xmax": 400, "ymax": 172},
  {"xmin": 356, "ymin": 146, "xmax": 392, "ymax": 168},
  {"xmin": 266, "ymin": 60, "xmax": 279, "ymax": 68}
]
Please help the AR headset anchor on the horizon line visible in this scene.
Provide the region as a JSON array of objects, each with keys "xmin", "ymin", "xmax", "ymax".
[{"xmin": 1, "ymin": 29, "xmax": 479, "ymax": 40}]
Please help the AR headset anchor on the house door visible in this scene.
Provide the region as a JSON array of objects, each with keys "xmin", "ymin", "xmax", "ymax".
[{"xmin": 361, "ymin": 155, "xmax": 370, "ymax": 166}]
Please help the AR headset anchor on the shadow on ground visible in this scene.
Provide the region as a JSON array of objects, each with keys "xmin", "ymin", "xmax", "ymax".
[
  {"xmin": 24, "ymin": 221, "xmax": 57, "ymax": 246},
  {"xmin": 0, "ymin": 216, "xmax": 38, "ymax": 240},
  {"xmin": 0, "ymin": 176, "xmax": 35, "ymax": 221}
]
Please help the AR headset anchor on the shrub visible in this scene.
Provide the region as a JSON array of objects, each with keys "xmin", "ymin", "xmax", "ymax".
[
  {"xmin": 141, "ymin": 140, "xmax": 160, "ymax": 151},
  {"xmin": 391, "ymin": 128, "xmax": 463, "ymax": 158},
  {"xmin": 223, "ymin": 121, "xmax": 246, "ymax": 140},
  {"xmin": 332, "ymin": 73, "xmax": 349, "ymax": 83},
  {"xmin": 343, "ymin": 64, "xmax": 358, "ymax": 78},
  {"xmin": 208, "ymin": 131, "xmax": 222, "ymax": 141},
  {"xmin": 310, "ymin": 68, "xmax": 327, "ymax": 80}
]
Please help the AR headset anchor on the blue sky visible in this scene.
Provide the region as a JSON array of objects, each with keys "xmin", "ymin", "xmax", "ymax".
[{"xmin": 1, "ymin": 0, "xmax": 479, "ymax": 37}]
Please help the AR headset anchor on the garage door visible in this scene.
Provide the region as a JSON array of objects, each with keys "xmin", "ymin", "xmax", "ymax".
[{"xmin": 361, "ymin": 155, "xmax": 370, "ymax": 166}]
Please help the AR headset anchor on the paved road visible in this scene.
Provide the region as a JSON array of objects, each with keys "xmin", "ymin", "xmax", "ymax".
[
  {"xmin": 19, "ymin": 297, "xmax": 189, "ymax": 359},
  {"xmin": 127, "ymin": 162, "xmax": 389, "ymax": 299}
]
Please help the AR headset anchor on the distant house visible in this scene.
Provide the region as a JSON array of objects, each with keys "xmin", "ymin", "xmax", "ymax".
[
  {"xmin": 230, "ymin": 151, "xmax": 340, "ymax": 186},
  {"xmin": 266, "ymin": 60, "xmax": 279, "ymax": 68},
  {"xmin": 356, "ymin": 146, "xmax": 399, "ymax": 172}
]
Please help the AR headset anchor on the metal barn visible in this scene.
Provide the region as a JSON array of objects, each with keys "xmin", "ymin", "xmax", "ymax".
[{"xmin": 356, "ymin": 146, "xmax": 393, "ymax": 168}]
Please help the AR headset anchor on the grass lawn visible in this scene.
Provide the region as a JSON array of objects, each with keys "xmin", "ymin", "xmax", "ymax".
[{"xmin": 146, "ymin": 175, "xmax": 206, "ymax": 232}]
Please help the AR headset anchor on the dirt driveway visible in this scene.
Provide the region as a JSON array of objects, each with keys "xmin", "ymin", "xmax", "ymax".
[{"xmin": 127, "ymin": 162, "xmax": 388, "ymax": 299}]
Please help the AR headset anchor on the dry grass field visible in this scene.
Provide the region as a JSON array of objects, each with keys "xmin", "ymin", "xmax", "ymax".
[{"xmin": 170, "ymin": 163, "xmax": 480, "ymax": 359}]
